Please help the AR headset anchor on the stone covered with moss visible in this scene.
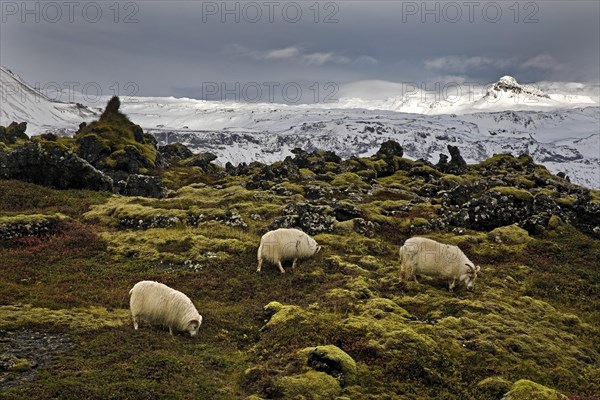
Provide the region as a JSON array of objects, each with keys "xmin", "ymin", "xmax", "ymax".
[{"xmin": 502, "ymin": 379, "xmax": 569, "ymax": 400}]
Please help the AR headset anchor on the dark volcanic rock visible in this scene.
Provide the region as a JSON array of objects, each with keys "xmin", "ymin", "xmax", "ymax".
[
  {"xmin": 438, "ymin": 145, "xmax": 467, "ymax": 175},
  {"xmin": 183, "ymin": 152, "xmax": 218, "ymax": 170},
  {"xmin": 0, "ymin": 122, "xmax": 28, "ymax": 145},
  {"xmin": 76, "ymin": 134, "xmax": 111, "ymax": 165},
  {"xmin": 117, "ymin": 174, "xmax": 167, "ymax": 198},
  {"xmin": 332, "ymin": 202, "xmax": 364, "ymax": 222},
  {"xmin": 572, "ymin": 192, "xmax": 600, "ymax": 238},
  {"xmin": 0, "ymin": 142, "xmax": 113, "ymax": 191},
  {"xmin": 159, "ymin": 143, "xmax": 194, "ymax": 162},
  {"xmin": 376, "ymin": 140, "xmax": 403, "ymax": 159},
  {"xmin": 270, "ymin": 202, "xmax": 335, "ymax": 235},
  {"xmin": 113, "ymin": 145, "xmax": 154, "ymax": 174},
  {"xmin": 451, "ymin": 188, "xmax": 534, "ymax": 231}
]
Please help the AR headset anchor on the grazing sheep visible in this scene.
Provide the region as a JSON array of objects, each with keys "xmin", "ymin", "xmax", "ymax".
[
  {"xmin": 129, "ymin": 280, "xmax": 202, "ymax": 336},
  {"xmin": 399, "ymin": 237, "xmax": 481, "ymax": 291},
  {"xmin": 257, "ymin": 228, "xmax": 321, "ymax": 273}
]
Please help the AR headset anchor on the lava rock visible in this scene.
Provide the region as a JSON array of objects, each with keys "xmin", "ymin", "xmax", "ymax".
[
  {"xmin": 0, "ymin": 142, "xmax": 113, "ymax": 191},
  {"xmin": 118, "ymin": 174, "xmax": 167, "ymax": 198},
  {"xmin": 451, "ymin": 187, "xmax": 534, "ymax": 231},
  {"xmin": 183, "ymin": 152, "xmax": 218, "ymax": 170},
  {"xmin": 0, "ymin": 122, "xmax": 28, "ymax": 145},
  {"xmin": 376, "ymin": 140, "xmax": 403, "ymax": 159},
  {"xmin": 306, "ymin": 345, "xmax": 357, "ymax": 387},
  {"xmin": 270, "ymin": 202, "xmax": 335, "ymax": 235},
  {"xmin": 158, "ymin": 142, "xmax": 194, "ymax": 164},
  {"xmin": 76, "ymin": 134, "xmax": 111, "ymax": 165}
]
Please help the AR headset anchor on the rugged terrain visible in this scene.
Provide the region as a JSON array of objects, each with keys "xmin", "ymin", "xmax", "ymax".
[
  {"xmin": 2, "ymin": 66, "xmax": 598, "ymax": 189},
  {"xmin": 0, "ymin": 98, "xmax": 599, "ymax": 399}
]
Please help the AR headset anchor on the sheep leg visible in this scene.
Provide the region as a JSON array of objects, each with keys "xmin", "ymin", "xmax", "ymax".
[
  {"xmin": 169, "ymin": 326, "xmax": 174, "ymax": 335},
  {"xmin": 256, "ymin": 258, "xmax": 263, "ymax": 273},
  {"xmin": 277, "ymin": 260, "xmax": 285, "ymax": 274},
  {"xmin": 133, "ymin": 316, "xmax": 140, "ymax": 330},
  {"xmin": 292, "ymin": 258, "xmax": 298, "ymax": 272},
  {"xmin": 449, "ymin": 279, "xmax": 456, "ymax": 292}
]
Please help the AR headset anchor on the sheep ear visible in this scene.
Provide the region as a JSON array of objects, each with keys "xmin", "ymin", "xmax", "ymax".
[
  {"xmin": 476, "ymin": 265, "xmax": 481, "ymax": 274},
  {"xmin": 316, "ymin": 245, "xmax": 322, "ymax": 254}
]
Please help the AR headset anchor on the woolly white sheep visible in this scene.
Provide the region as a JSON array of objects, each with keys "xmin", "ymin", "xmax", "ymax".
[
  {"xmin": 399, "ymin": 237, "xmax": 481, "ymax": 291},
  {"xmin": 129, "ymin": 280, "xmax": 202, "ymax": 336},
  {"xmin": 257, "ymin": 228, "xmax": 321, "ymax": 273}
]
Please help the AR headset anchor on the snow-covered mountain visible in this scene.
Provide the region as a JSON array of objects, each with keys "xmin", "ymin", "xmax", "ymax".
[
  {"xmin": 0, "ymin": 66, "xmax": 98, "ymax": 132},
  {"xmin": 1, "ymin": 66, "xmax": 598, "ymax": 188}
]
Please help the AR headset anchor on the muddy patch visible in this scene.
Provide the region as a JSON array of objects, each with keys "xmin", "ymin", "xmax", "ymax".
[{"xmin": 0, "ymin": 329, "xmax": 75, "ymax": 389}]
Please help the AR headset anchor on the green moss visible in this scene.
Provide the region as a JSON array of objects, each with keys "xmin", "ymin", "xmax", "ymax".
[
  {"xmin": 278, "ymin": 181, "xmax": 305, "ymax": 195},
  {"xmin": 0, "ymin": 212, "xmax": 68, "ymax": 225},
  {"xmin": 331, "ymin": 172, "xmax": 368, "ymax": 188},
  {"xmin": 301, "ymin": 345, "xmax": 357, "ymax": 386},
  {"xmin": 488, "ymin": 186, "xmax": 533, "ymax": 201},
  {"xmin": 102, "ymin": 226, "xmax": 254, "ymax": 263},
  {"xmin": 488, "ymin": 225, "xmax": 532, "ymax": 245},
  {"xmin": 299, "ymin": 168, "xmax": 316, "ymax": 178},
  {"xmin": 264, "ymin": 305, "xmax": 308, "ymax": 329},
  {"xmin": 1, "ymin": 355, "xmax": 33, "ymax": 372},
  {"xmin": 0, "ymin": 304, "xmax": 129, "ymax": 332},
  {"xmin": 476, "ymin": 376, "xmax": 513, "ymax": 400},
  {"xmin": 274, "ymin": 370, "xmax": 341, "ymax": 399},
  {"xmin": 555, "ymin": 196, "xmax": 576, "ymax": 207},
  {"xmin": 503, "ymin": 379, "xmax": 568, "ymax": 400}
]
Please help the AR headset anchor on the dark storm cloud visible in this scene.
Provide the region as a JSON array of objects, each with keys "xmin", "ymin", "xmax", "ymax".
[{"xmin": 1, "ymin": 0, "xmax": 598, "ymax": 100}]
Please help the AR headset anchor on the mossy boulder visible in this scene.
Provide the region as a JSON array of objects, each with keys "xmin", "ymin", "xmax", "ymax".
[
  {"xmin": 0, "ymin": 122, "xmax": 29, "ymax": 144},
  {"xmin": 477, "ymin": 376, "xmax": 512, "ymax": 400},
  {"xmin": 273, "ymin": 370, "xmax": 342, "ymax": 399},
  {"xmin": 159, "ymin": 142, "xmax": 194, "ymax": 163},
  {"xmin": 501, "ymin": 379, "xmax": 568, "ymax": 400},
  {"xmin": 375, "ymin": 140, "xmax": 403, "ymax": 159},
  {"xmin": 304, "ymin": 345, "xmax": 357, "ymax": 386},
  {"xmin": 488, "ymin": 224, "xmax": 532, "ymax": 245},
  {"xmin": 270, "ymin": 202, "xmax": 335, "ymax": 235},
  {"xmin": 0, "ymin": 213, "xmax": 68, "ymax": 240},
  {"xmin": 75, "ymin": 96, "xmax": 161, "ymax": 175},
  {"xmin": 0, "ymin": 142, "xmax": 113, "ymax": 191}
]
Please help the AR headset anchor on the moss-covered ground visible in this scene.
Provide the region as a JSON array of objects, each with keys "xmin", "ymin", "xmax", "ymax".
[{"xmin": 0, "ymin": 158, "xmax": 598, "ymax": 399}]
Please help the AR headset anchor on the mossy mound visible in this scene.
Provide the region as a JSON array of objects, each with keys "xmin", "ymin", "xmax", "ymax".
[
  {"xmin": 488, "ymin": 224, "xmax": 532, "ymax": 244},
  {"xmin": 502, "ymin": 379, "xmax": 568, "ymax": 400},
  {"xmin": 75, "ymin": 96, "xmax": 160, "ymax": 174},
  {"xmin": 304, "ymin": 345, "xmax": 357, "ymax": 386},
  {"xmin": 0, "ymin": 304, "xmax": 129, "ymax": 332},
  {"xmin": 0, "ymin": 213, "xmax": 69, "ymax": 240},
  {"xmin": 273, "ymin": 370, "xmax": 342, "ymax": 399}
]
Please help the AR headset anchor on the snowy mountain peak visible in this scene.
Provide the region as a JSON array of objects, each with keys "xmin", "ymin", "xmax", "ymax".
[{"xmin": 488, "ymin": 75, "xmax": 550, "ymax": 99}]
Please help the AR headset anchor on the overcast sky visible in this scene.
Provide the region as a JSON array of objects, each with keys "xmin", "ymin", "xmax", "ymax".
[{"xmin": 1, "ymin": 1, "xmax": 599, "ymax": 102}]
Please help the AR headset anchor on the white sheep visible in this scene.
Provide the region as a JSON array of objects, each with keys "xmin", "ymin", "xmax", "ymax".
[
  {"xmin": 257, "ymin": 228, "xmax": 321, "ymax": 273},
  {"xmin": 129, "ymin": 280, "xmax": 202, "ymax": 336},
  {"xmin": 399, "ymin": 237, "xmax": 481, "ymax": 291}
]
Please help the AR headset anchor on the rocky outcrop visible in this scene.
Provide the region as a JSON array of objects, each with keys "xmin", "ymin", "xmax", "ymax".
[
  {"xmin": 375, "ymin": 140, "xmax": 403, "ymax": 159},
  {"xmin": 451, "ymin": 187, "xmax": 534, "ymax": 231},
  {"xmin": 0, "ymin": 142, "xmax": 113, "ymax": 191},
  {"xmin": 0, "ymin": 122, "xmax": 28, "ymax": 144},
  {"xmin": 269, "ymin": 202, "xmax": 335, "ymax": 235},
  {"xmin": 159, "ymin": 143, "xmax": 194, "ymax": 163},
  {"xmin": 116, "ymin": 174, "xmax": 167, "ymax": 198},
  {"xmin": 437, "ymin": 145, "xmax": 467, "ymax": 175},
  {"xmin": 183, "ymin": 152, "xmax": 218, "ymax": 170}
]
